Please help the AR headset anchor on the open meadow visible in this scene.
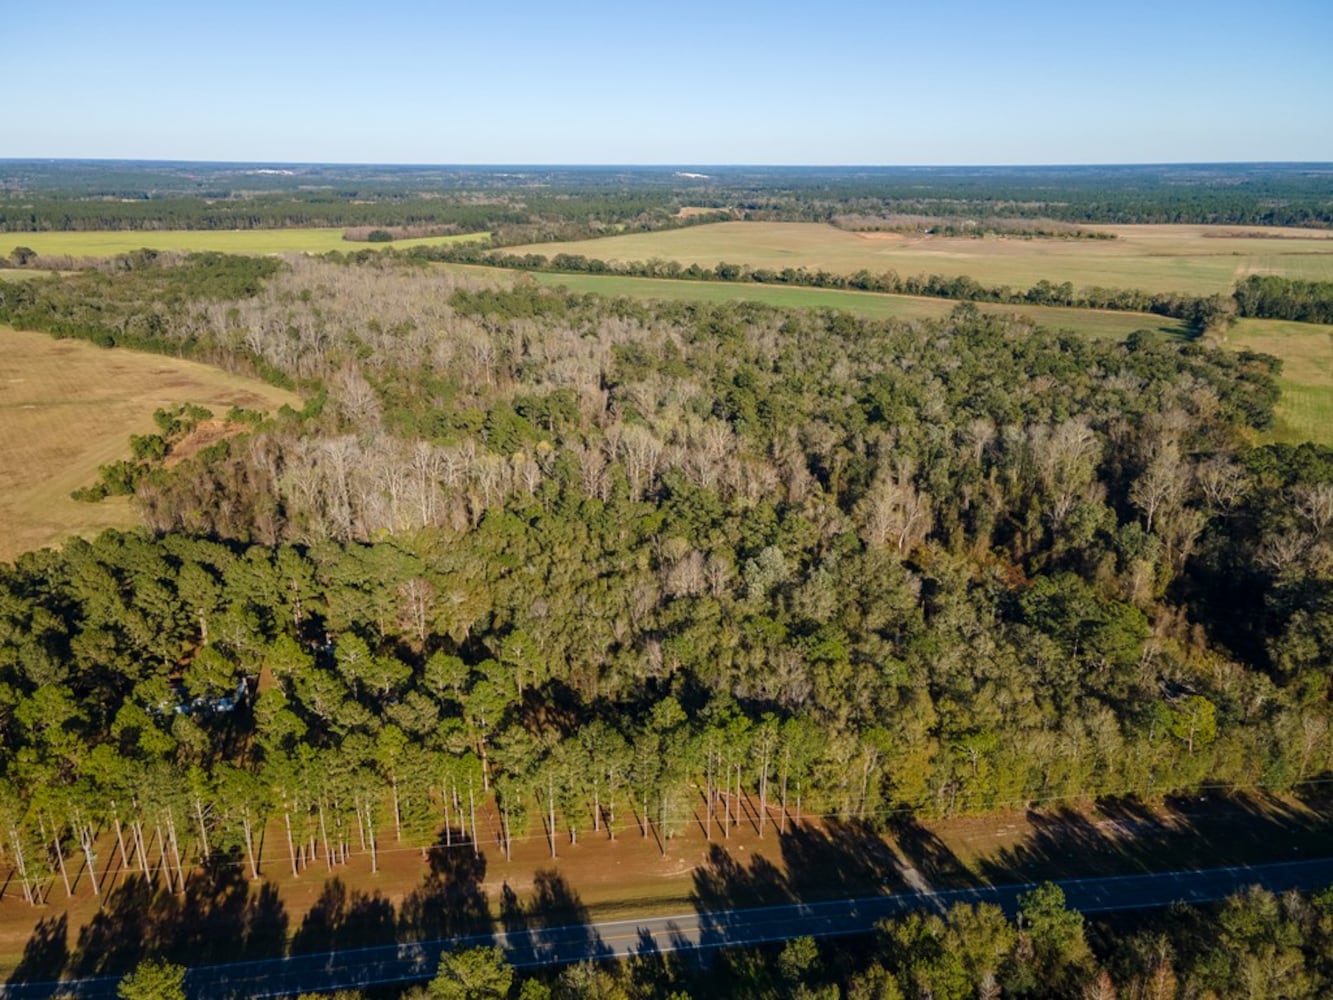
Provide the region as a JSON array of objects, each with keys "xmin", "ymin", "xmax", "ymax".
[
  {"xmin": 1227, "ymin": 317, "xmax": 1333, "ymax": 445},
  {"xmin": 515, "ymin": 268, "xmax": 1189, "ymax": 338},
  {"xmin": 0, "ymin": 327, "xmax": 301, "ymax": 562},
  {"xmin": 1, "ymin": 228, "xmax": 487, "ymax": 259},
  {"xmin": 505, "ymin": 220, "xmax": 1333, "ymax": 295}
]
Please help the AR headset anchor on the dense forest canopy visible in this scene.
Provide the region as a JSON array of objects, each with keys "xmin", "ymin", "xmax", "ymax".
[{"xmin": 1, "ymin": 252, "xmax": 1330, "ymax": 915}]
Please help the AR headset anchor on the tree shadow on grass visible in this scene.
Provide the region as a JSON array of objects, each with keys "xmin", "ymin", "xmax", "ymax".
[
  {"xmin": 398, "ymin": 834, "xmax": 492, "ymax": 943},
  {"xmin": 67, "ymin": 874, "xmax": 154, "ymax": 977},
  {"xmin": 156, "ymin": 859, "xmax": 289, "ymax": 966},
  {"xmin": 6, "ymin": 914, "xmax": 69, "ymax": 985},
  {"xmin": 775, "ymin": 815, "xmax": 970, "ymax": 901},
  {"xmin": 66, "ymin": 856, "xmax": 289, "ymax": 978},
  {"xmin": 974, "ymin": 791, "xmax": 1333, "ymax": 888},
  {"xmin": 780, "ymin": 819, "xmax": 896, "ymax": 900},
  {"xmin": 883, "ymin": 815, "xmax": 972, "ymax": 890},
  {"xmin": 290, "ymin": 877, "xmax": 396, "ymax": 955},
  {"xmin": 692, "ymin": 842, "xmax": 791, "ymax": 913}
]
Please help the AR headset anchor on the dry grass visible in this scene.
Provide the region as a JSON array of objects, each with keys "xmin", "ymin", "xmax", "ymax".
[
  {"xmin": 0, "ymin": 327, "xmax": 301, "ymax": 563},
  {"xmin": 504, "ymin": 221, "xmax": 1333, "ymax": 295}
]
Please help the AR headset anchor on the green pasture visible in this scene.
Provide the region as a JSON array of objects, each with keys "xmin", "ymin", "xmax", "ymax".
[
  {"xmin": 517, "ymin": 268, "xmax": 1186, "ymax": 338},
  {"xmin": 2, "ymin": 228, "xmax": 489, "ymax": 259},
  {"xmin": 1227, "ymin": 318, "xmax": 1333, "ymax": 446},
  {"xmin": 503, "ymin": 221, "xmax": 1333, "ymax": 296},
  {"xmin": 529, "ymin": 270, "xmax": 955, "ymax": 321}
]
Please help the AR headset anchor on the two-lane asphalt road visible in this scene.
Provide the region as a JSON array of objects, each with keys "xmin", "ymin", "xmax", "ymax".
[{"xmin": 5, "ymin": 857, "xmax": 1332, "ymax": 999}]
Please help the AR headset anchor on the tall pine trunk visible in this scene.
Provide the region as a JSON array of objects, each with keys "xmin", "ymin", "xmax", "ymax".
[
  {"xmin": 723, "ymin": 764, "xmax": 731, "ymax": 838},
  {"xmin": 365, "ymin": 802, "xmax": 378, "ymax": 874},
  {"xmin": 469, "ymin": 781, "xmax": 479, "ymax": 856},
  {"xmin": 547, "ymin": 775, "xmax": 557, "ymax": 860},
  {"xmin": 759, "ymin": 751, "xmax": 770, "ymax": 838},
  {"xmin": 285, "ymin": 811, "xmax": 298, "ymax": 877},
  {"xmin": 9, "ymin": 828, "xmax": 35, "ymax": 905},
  {"xmin": 132, "ymin": 819, "xmax": 151, "ymax": 879},
  {"xmin": 166, "ymin": 813, "xmax": 185, "ymax": 892},
  {"xmin": 705, "ymin": 754, "xmax": 713, "ymax": 842},
  {"xmin": 76, "ymin": 817, "xmax": 100, "ymax": 897},
  {"xmin": 318, "ymin": 801, "xmax": 333, "ymax": 871},
  {"xmin": 241, "ymin": 812, "xmax": 260, "ymax": 880},
  {"xmin": 111, "ymin": 803, "xmax": 131, "ymax": 868},
  {"xmin": 44, "ymin": 816, "xmax": 72, "ymax": 899},
  {"xmin": 193, "ymin": 797, "xmax": 211, "ymax": 861},
  {"xmin": 391, "ymin": 775, "xmax": 401, "ymax": 842}
]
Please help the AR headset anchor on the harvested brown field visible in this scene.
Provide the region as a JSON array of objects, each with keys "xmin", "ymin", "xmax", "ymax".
[
  {"xmin": 504, "ymin": 220, "xmax": 1333, "ymax": 295},
  {"xmin": 0, "ymin": 326, "xmax": 301, "ymax": 562}
]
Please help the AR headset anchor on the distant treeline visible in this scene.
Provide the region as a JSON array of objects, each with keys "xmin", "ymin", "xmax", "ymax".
[
  {"xmin": 3, "ymin": 161, "xmax": 1332, "ymax": 232},
  {"xmin": 1234, "ymin": 275, "xmax": 1333, "ymax": 324},
  {"xmin": 0, "ymin": 191, "xmax": 692, "ymax": 236},
  {"xmin": 830, "ymin": 213, "xmax": 1119, "ymax": 239}
]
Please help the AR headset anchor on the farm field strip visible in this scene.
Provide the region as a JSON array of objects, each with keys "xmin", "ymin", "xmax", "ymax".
[
  {"xmin": 440, "ymin": 262, "xmax": 1187, "ymax": 338},
  {"xmin": 0, "ymin": 228, "xmax": 488, "ymax": 258},
  {"xmin": 502, "ymin": 220, "xmax": 1333, "ymax": 295},
  {"xmin": 0, "ymin": 326, "xmax": 301, "ymax": 562}
]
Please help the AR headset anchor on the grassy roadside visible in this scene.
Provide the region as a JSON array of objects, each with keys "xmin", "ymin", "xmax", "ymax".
[{"xmin": 2, "ymin": 789, "xmax": 1329, "ymax": 977}]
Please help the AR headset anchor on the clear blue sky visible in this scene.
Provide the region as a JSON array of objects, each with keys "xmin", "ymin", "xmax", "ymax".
[{"xmin": 8, "ymin": 0, "xmax": 1332, "ymax": 164}]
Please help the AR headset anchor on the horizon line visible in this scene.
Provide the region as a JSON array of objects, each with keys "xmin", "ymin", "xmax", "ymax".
[{"xmin": 3, "ymin": 157, "xmax": 1332, "ymax": 171}]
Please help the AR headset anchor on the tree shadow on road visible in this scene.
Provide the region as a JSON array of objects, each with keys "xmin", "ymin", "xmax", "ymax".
[
  {"xmin": 689, "ymin": 842, "xmax": 792, "ymax": 955},
  {"xmin": 501, "ymin": 868, "xmax": 611, "ymax": 966}
]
